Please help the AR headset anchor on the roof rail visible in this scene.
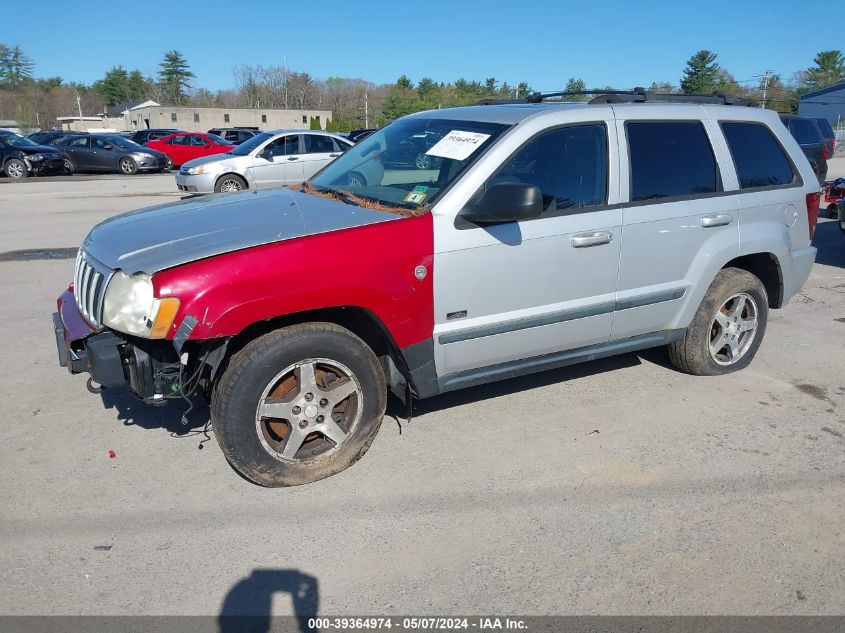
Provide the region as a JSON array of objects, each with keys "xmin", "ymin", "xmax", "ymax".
[{"xmin": 478, "ymin": 88, "xmax": 757, "ymax": 107}]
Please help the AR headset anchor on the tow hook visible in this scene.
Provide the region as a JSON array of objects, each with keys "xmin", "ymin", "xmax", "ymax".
[{"xmin": 86, "ymin": 378, "xmax": 104, "ymax": 394}]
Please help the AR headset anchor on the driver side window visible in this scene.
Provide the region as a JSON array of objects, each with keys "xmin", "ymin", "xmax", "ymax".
[
  {"xmin": 491, "ymin": 123, "xmax": 608, "ymax": 216},
  {"xmin": 264, "ymin": 135, "xmax": 299, "ymax": 157}
]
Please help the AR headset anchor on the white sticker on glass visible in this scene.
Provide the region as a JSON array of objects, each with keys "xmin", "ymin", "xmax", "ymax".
[{"xmin": 425, "ymin": 130, "xmax": 491, "ymax": 161}]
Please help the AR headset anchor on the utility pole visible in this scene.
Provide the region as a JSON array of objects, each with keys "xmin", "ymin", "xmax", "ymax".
[
  {"xmin": 75, "ymin": 89, "xmax": 84, "ymax": 131},
  {"xmin": 283, "ymin": 54, "xmax": 288, "ymax": 111},
  {"xmin": 760, "ymin": 69, "xmax": 773, "ymax": 108},
  {"xmin": 364, "ymin": 92, "xmax": 369, "ymax": 128}
]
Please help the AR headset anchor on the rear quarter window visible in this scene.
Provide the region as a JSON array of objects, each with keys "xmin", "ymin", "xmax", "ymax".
[
  {"xmin": 720, "ymin": 122, "xmax": 796, "ymax": 189},
  {"xmin": 626, "ymin": 121, "xmax": 720, "ymax": 202},
  {"xmin": 789, "ymin": 118, "xmax": 822, "ymax": 145}
]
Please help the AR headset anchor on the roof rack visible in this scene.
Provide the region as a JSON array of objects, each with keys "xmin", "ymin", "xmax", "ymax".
[{"xmin": 478, "ymin": 87, "xmax": 757, "ymax": 107}]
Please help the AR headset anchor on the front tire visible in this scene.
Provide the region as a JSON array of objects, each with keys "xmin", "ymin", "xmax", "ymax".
[
  {"xmin": 4, "ymin": 158, "xmax": 28, "ymax": 179},
  {"xmin": 62, "ymin": 158, "xmax": 75, "ymax": 176},
  {"xmin": 214, "ymin": 174, "xmax": 246, "ymax": 193},
  {"xmin": 119, "ymin": 157, "xmax": 137, "ymax": 175},
  {"xmin": 211, "ymin": 323, "xmax": 387, "ymax": 487},
  {"xmin": 668, "ymin": 268, "xmax": 768, "ymax": 376}
]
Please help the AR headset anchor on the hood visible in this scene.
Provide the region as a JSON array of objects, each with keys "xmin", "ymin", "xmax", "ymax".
[
  {"xmin": 182, "ymin": 153, "xmax": 240, "ymax": 170},
  {"xmin": 83, "ymin": 187, "xmax": 400, "ymax": 275}
]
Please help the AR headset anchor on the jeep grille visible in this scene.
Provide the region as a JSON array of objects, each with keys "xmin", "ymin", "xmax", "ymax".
[{"xmin": 73, "ymin": 249, "xmax": 111, "ymax": 328}]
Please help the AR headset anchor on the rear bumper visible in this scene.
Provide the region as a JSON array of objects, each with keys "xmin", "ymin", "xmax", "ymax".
[{"xmin": 783, "ymin": 246, "xmax": 817, "ymax": 302}]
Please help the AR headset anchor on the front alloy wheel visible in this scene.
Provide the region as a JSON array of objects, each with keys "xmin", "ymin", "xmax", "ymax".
[
  {"xmin": 256, "ymin": 359, "xmax": 363, "ymax": 462},
  {"xmin": 119, "ymin": 157, "xmax": 137, "ymax": 175},
  {"xmin": 5, "ymin": 158, "xmax": 27, "ymax": 179}
]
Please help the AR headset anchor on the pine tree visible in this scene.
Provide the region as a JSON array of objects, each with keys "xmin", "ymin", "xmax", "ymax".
[
  {"xmin": 802, "ymin": 50, "xmax": 845, "ymax": 90},
  {"xmin": 0, "ymin": 44, "xmax": 34, "ymax": 90},
  {"xmin": 563, "ymin": 77, "xmax": 588, "ymax": 101},
  {"xmin": 681, "ymin": 50, "xmax": 720, "ymax": 94},
  {"xmin": 158, "ymin": 50, "xmax": 195, "ymax": 104}
]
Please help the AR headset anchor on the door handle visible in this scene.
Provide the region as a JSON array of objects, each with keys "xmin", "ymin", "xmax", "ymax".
[
  {"xmin": 329, "ymin": 153, "xmax": 341, "ymax": 157},
  {"xmin": 571, "ymin": 231, "xmax": 613, "ymax": 248},
  {"xmin": 287, "ymin": 156, "xmax": 299, "ymax": 161},
  {"xmin": 700, "ymin": 214, "xmax": 733, "ymax": 228}
]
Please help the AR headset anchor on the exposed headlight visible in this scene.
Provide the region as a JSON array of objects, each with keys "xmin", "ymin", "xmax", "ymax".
[
  {"xmin": 133, "ymin": 152, "xmax": 155, "ymax": 160},
  {"xmin": 29, "ymin": 153, "xmax": 44, "ymax": 161},
  {"xmin": 101, "ymin": 271, "xmax": 180, "ymax": 339},
  {"xmin": 185, "ymin": 163, "xmax": 216, "ymax": 175}
]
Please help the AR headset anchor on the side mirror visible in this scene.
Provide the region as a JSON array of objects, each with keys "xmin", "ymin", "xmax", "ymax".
[
  {"xmin": 257, "ymin": 149, "xmax": 270, "ymax": 160},
  {"xmin": 103, "ymin": 143, "xmax": 113, "ymax": 150},
  {"xmin": 461, "ymin": 182, "xmax": 543, "ymax": 224}
]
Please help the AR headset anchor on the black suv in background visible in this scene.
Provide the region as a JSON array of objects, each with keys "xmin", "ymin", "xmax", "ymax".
[
  {"xmin": 780, "ymin": 115, "xmax": 828, "ymax": 184},
  {"xmin": 27, "ymin": 130, "xmax": 74, "ymax": 145},
  {"xmin": 207, "ymin": 128, "xmax": 259, "ymax": 145},
  {"xmin": 0, "ymin": 131, "xmax": 64, "ymax": 179},
  {"xmin": 812, "ymin": 118, "xmax": 836, "ymax": 159},
  {"xmin": 129, "ymin": 128, "xmax": 181, "ymax": 145}
]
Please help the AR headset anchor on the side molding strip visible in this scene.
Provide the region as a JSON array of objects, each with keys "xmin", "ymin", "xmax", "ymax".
[{"xmin": 438, "ymin": 288, "xmax": 686, "ymax": 345}]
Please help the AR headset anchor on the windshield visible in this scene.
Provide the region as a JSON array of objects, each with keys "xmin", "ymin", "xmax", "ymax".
[
  {"xmin": 228, "ymin": 132, "xmax": 274, "ymax": 156},
  {"xmin": 309, "ymin": 117, "xmax": 510, "ymax": 211},
  {"xmin": 1, "ymin": 133, "xmax": 37, "ymax": 147},
  {"xmin": 208, "ymin": 133, "xmax": 229, "ymax": 145}
]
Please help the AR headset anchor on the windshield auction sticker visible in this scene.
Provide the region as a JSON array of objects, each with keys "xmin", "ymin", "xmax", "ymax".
[{"xmin": 426, "ymin": 130, "xmax": 491, "ymax": 161}]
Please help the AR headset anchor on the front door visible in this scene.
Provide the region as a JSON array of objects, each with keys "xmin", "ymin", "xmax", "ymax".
[
  {"xmin": 250, "ymin": 135, "xmax": 301, "ymax": 188},
  {"xmin": 90, "ymin": 136, "xmax": 116, "ymax": 171},
  {"xmin": 433, "ymin": 117, "xmax": 622, "ymax": 380}
]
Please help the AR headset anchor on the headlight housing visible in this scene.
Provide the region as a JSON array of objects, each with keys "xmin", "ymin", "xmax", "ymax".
[
  {"xmin": 29, "ymin": 153, "xmax": 45, "ymax": 161},
  {"xmin": 185, "ymin": 163, "xmax": 216, "ymax": 175},
  {"xmin": 101, "ymin": 271, "xmax": 180, "ymax": 338},
  {"xmin": 133, "ymin": 152, "xmax": 155, "ymax": 160}
]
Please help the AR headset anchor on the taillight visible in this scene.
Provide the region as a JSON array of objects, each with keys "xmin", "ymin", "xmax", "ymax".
[
  {"xmin": 806, "ymin": 192, "xmax": 820, "ymax": 240},
  {"xmin": 823, "ymin": 147, "xmax": 830, "ymax": 161}
]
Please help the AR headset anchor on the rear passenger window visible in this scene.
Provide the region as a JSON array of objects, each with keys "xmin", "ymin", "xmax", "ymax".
[
  {"xmin": 720, "ymin": 122, "xmax": 796, "ymax": 189},
  {"xmin": 789, "ymin": 118, "xmax": 821, "ymax": 145},
  {"xmin": 491, "ymin": 123, "xmax": 608, "ymax": 214},
  {"xmin": 627, "ymin": 121, "xmax": 720, "ymax": 202}
]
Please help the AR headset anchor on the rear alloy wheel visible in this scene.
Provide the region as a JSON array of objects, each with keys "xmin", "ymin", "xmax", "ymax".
[
  {"xmin": 5, "ymin": 158, "xmax": 27, "ymax": 179},
  {"xmin": 414, "ymin": 153, "xmax": 432, "ymax": 170},
  {"xmin": 214, "ymin": 174, "xmax": 246, "ymax": 193},
  {"xmin": 211, "ymin": 323, "xmax": 386, "ymax": 486},
  {"xmin": 119, "ymin": 157, "xmax": 138, "ymax": 175},
  {"xmin": 668, "ymin": 267, "xmax": 768, "ymax": 376},
  {"xmin": 165, "ymin": 156, "xmax": 173, "ymax": 171}
]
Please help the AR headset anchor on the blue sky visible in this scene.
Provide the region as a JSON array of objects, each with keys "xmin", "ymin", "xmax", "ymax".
[{"xmin": 0, "ymin": 0, "xmax": 830, "ymax": 91}]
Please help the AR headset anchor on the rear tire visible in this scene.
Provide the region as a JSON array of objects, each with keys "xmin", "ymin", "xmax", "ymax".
[
  {"xmin": 211, "ymin": 323, "xmax": 387, "ymax": 487},
  {"xmin": 668, "ymin": 268, "xmax": 768, "ymax": 376},
  {"xmin": 214, "ymin": 174, "xmax": 246, "ymax": 193},
  {"xmin": 826, "ymin": 204, "xmax": 838, "ymax": 219},
  {"xmin": 4, "ymin": 158, "xmax": 28, "ymax": 179},
  {"xmin": 839, "ymin": 206, "xmax": 845, "ymax": 233}
]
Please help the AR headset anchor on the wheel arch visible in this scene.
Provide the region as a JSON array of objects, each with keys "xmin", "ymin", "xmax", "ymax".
[
  {"xmin": 723, "ymin": 252, "xmax": 784, "ymax": 308},
  {"xmin": 215, "ymin": 305, "xmax": 413, "ymax": 395}
]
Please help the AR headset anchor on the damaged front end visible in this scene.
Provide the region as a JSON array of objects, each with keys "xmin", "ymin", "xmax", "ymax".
[{"xmin": 53, "ymin": 287, "xmax": 225, "ymax": 404}]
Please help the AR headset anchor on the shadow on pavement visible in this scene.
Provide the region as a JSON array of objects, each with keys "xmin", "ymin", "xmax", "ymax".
[
  {"xmin": 813, "ymin": 219, "xmax": 845, "ymax": 269},
  {"xmin": 100, "ymin": 387, "xmax": 210, "ymax": 435},
  {"xmin": 218, "ymin": 569, "xmax": 319, "ymax": 633}
]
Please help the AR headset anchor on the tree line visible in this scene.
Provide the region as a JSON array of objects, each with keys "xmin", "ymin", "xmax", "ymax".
[{"xmin": 1, "ymin": 44, "xmax": 843, "ymax": 132}]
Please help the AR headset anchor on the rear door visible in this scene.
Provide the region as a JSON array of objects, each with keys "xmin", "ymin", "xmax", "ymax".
[
  {"xmin": 433, "ymin": 114, "xmax": 623, "ymax": 380},
  {"xmin": 250, "ymin": 134, "xmax": 301, "ymax": 188},
  {"xmin": 610, "ymin": 111, "xmax": 739, "ymax": 342},
  {"xmin": 300, "ymin": 134, "xmax": 341, "ymax": 180},
  {"xmin": 789, "ymin": 118, "xmax": 827, "ymax": 183},
  {"xmin": 64, "ymin": 136, "xmax": 92, "ymax": 169},
  {"xmin": 165, "ymin": 134, "xmax": 190, "ymax": 165}
]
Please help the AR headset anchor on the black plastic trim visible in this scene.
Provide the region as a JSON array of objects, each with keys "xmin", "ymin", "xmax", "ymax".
[
  {"xmin": 615, "ymin": 287, "xmax": 686, "ymax": 311},
  {"xmin": 401, "ymin": 337, "xmax": 439, "ymax": 399}
]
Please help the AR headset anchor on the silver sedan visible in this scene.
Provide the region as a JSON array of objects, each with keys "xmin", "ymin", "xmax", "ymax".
[{"xmin": 175, "ymin": 129, "xmax": 351, "ymax": 194}]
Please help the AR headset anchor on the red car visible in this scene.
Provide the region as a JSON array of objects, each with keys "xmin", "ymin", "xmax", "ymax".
[{"xmin": 146, "ymin": 132, "xmax": 235, "ymax": 168}]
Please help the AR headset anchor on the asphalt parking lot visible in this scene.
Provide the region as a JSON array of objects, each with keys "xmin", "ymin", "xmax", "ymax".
[{"xmin": 0, "ymin": 163, "xmax": 844, "ymax": 618}]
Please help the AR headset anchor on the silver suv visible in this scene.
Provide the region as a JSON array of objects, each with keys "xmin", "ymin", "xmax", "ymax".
[
  {"xmin": 175, "ymin": 129, "xmax": 352, "ymax": 194},
  {"xmin": 54, "ymin": 91, "xmax": 820, "ymax": 486}
]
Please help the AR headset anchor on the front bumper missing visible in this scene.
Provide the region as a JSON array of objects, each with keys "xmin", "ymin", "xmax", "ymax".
[{"xmin": 54, "ymin": 288, "xmax": 182, "ymax": 398}]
